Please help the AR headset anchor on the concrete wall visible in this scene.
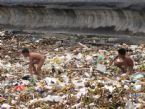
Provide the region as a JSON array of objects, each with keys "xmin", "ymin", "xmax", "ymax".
[
  {"xmin": 0, "ymin": 0, "xmax": 145, "ymax": 37},
  {"xmin": 0, "ymin": 0, "xmax": 145, "ymax": 10}
]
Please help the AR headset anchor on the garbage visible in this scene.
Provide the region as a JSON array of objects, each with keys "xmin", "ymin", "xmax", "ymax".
[
  {"xmin": 52, "ymin": 57, "xmax": 62, "ymax": 64},
  {"xmin": 15, "ymin": 85, "xmax": 26, "ymax": 91},
  {"xmin": 96, "ymin": 55, "xmax": 104, "ymax": 64},
  {"xmin": 130, "ymin": 45, "xmax": 138, "ymax": 50},
  {"xmin": 26, "ymin": 95, "xmax": 63, "ymax": 106},
  {"xmin": 76, "ymin": 53, "xmax": 83, "ymax": 60},
  {"xmin": 43, "ymin": 95, "xmax": 63, "ymax": 102},
  {"xmin": 1, "ymin": 103, "xmax": 11, "ymax": 109},
  {"xmin": 0, "ymin": 31, "xmax": 5, "ymax": 36},
  {"xmin": 22, "ymin": 75, "xmax": 30, "ymax": 80},
  {"xmin": 133, "ymin": 85, "xmax": 142, "ymax": 91},
  {"xmin": 130, "ymin": 73, "xmax": 145, "ymax": 82},
  {"xmin": 0, "ymin": 36, "xmax": 145, "ymax": 108},
  {"xmin": 96, "ymin": 64, "xmax": 107, "ymax": 73},
  {"xmin": 44, "ymin": 77, "xmax": 59, "ymax": 86},
  {"xmin": 125, "ymin": 100, "xmax": 135, "ymax": 109}
]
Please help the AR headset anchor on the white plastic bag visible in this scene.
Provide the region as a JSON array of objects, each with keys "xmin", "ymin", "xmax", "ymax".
[{"xmin": 96, "ymin": 64, "xmax": 106, "ymax": 73}]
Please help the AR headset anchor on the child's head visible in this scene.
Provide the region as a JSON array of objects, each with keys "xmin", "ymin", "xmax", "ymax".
[
  {"xmin": 118, "ymin": 48, "xmax": 126, "ymax": 58},
  {"xmin": 22, "ymin": 48, "xmax": 29, "ymax": 57}
]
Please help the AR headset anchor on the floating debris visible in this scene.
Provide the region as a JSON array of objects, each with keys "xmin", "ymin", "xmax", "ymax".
[{"xmin": 0, "ymin": 35, "xmax": 145, "ymax": 108}]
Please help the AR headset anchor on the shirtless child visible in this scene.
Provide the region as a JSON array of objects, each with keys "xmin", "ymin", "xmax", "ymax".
[
  {"xmin": 21, "ymin": 48, "xmax": 46, "ymax": 75},
  {"xmin": 110, "ymin": 48, "xmax": 134, "ymax": 75}
]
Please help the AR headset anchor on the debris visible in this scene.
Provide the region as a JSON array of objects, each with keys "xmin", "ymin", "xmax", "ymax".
[
  {"xmin": 15, "ymin": 85, "xmax": 26, "ymax": 91},
  {"xmin": 0, "ymin": 31, "xmax": 5, "ymax": 36},
  {"xmin": 1, "ymin": 103, "xmax": 11, "ymax": 109},
  {"xmin": 131, "ymin": 73, "xmax": 145, "ymax": 80},
  {"xmin": 0, "ymin": 35, "xmax": 145, "ymax": 108},
  {"xmin": 96, "ymin": 64, "xmax": 107, "ymax": 73},
  {"xmin": 22, "ymin": 75, "xmax": 30, "ymax": 80}
]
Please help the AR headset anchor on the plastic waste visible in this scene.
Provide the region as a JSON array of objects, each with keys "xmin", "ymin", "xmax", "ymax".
[
  {"xmin": 43, "ymin": 95, "xmax": 63, "ymax": 102},
  {"xmin": 104, "ymin": 85, "xmax": 115, "ymax": 93},
  {"xmin": 133, "ymin": 85, "xmax": 142, "ymax": 91},
  {"xmin": 36, "ymin": 87, "xmax": 45, "ymax": 93},
  {"xmin": 15, "ymin": 85, "xmax": 26, "ymax": 91},
  {"xmin": 96, "ymin": 55, "xmax": 104, "ymax": 64},
  {"xmin": 131, "ymin": 73, "xmax": 145, "ymax": 80},
  {"xmin": 96, "ymin": 64, "xmax": 107, "ymax": 73},
  {"xmin": 27, "ymin": 95, "xmax": 63, "ymax": 106},
  {"xmin": 22, "ymin": 75, "xmax": 30, "ymax": 80},
  {"xmin": 44, "ymin": 77, "xmax": 59, "ymax": 86},
  {"xmin": 1, "ymin": 37, "xmax": 145, "ymax": 108},
  {"xmin": 1, "ymin": 103, "xmax": 11, "ymax": 109},
  {"xmin": 76, "ymin": 88, "xmax": 88, "ymax": 99},
  {"xmin": 71, "ymin": 102, "xmax": 83, "ymax": 108},
  {"xmin": 0, "ymin": 31, "xmax": 5, "ymax": 36},
  {"xmin": 52, "ymin": 57, "xmax": 62, "ymax": 64},
  {"xmin": 76, "ymin": 53, "xmax": 83, "ymax": 60},
  {"xmin": 65, "ymin": 53, "xmax": 73, "ymax": 63},
  {"xmin": 125, "ymin": 99, "xmax": 135, "ymax": 109},
  {"xmin": 22, "ymin": 80, "xmax": 30, "ymax": 85},
  {"xmin": 130, "ymin": 45, "xmax": 138, "ymax": 50}
]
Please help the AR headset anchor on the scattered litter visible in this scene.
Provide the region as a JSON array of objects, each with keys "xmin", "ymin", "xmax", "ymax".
[
  {"xmin": 0, "ymin": 36, "xmax": 145, "ymax": 108},
  {"xmin": 131, "ymin": 73, "xmax": 145, "ymax": 80},
  {"xmin": 96, "ymin": 64, "xmax": 107, "ymax": 73},
  {"xmin": 1, "ymin": 103, "xmax": 11, "ymax": 109}
]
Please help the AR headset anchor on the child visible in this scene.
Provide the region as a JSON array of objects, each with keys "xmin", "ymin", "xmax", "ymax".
[
  {"xmin": 110, "ymin": 48, "xmax": 134, "ymax": 75},
  {"xmin": 21, "ymin": 48, "xmax": 46, "ymax": 75}
]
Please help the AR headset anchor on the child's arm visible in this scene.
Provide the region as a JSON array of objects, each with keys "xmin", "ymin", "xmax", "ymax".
[
  {"xmin": 127, "ymin": 66, "xmax": 134, "ymax": 75},
  {"xmin": 110, "ymin": 55, "xmax": 118, "ymax": 65}
]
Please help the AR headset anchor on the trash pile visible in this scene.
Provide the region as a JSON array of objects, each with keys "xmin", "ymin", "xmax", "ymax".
[{"xmin": 0, "ymin": 36, "xmax": 145, "ymax": 109}]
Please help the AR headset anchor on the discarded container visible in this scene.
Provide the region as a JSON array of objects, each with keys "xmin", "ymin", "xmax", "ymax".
[{"xmin": 15, "ymin": 85, "xmax": 26, "ymax": 91}]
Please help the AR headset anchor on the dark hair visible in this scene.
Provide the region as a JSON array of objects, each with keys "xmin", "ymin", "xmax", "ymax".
[
  {"xmin": 118, "ymin": 48, "xmax": 126, "ymax": 55},
  {"xmin": 22, "ymin": 48, "xmax": 29, "ymax": 54}
]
